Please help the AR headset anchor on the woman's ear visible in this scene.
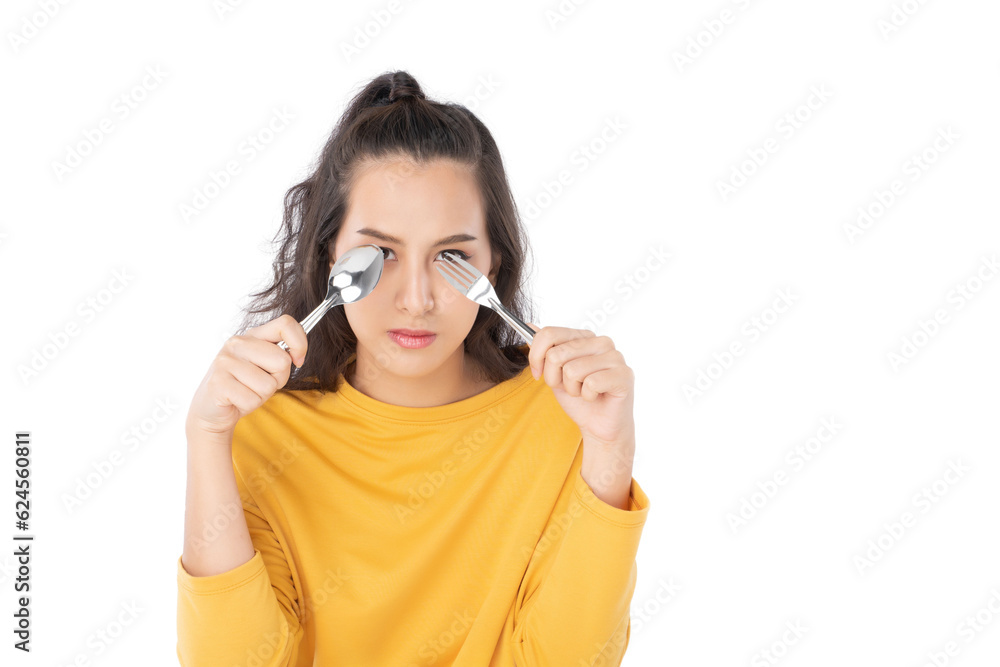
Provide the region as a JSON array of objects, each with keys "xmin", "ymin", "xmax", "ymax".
[{"xmin": 488, "ymin": 251, "xmax": 502, "ymax": 283}]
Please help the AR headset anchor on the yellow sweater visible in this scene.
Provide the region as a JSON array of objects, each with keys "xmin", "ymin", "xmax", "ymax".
[{"xmin": 176, "ymin": 345, "xmax": 651, "ymax": 666}]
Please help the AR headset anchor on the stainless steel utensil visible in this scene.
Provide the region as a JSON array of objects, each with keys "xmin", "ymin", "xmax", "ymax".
[
  {"xmin": 277, "ymin": 244, "xmax": 384, "ymax": 353},
  {"xmin": 435, "ymin": 251, "xmax": 537, "ymax": 344}
]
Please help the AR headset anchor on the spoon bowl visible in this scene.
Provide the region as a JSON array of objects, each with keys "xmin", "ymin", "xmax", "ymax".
[{"xmin": 277, "ymin": 244, "xmax": 384, "ymax": 353}]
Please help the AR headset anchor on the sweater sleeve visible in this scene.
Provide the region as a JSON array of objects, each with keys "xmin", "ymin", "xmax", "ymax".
[
  {"xmin": 176, "ymin": 466, "xmax": 304, "ymax": 666},
  {"xmin": 511, "ymin": 468, "xmax": 650, "ymax": 666}
]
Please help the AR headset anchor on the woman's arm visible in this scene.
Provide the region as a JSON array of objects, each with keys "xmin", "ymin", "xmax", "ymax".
[
  {"xmin": 177, "ymin": 425, "xmax": 303, "ymax": 666},
  {"xmin": 181, "ymin": 427, "xmax": 254, "ymax": 576},
  {"xmin": 510, "ymin": 449, "xmax": 650, "ymax": 665}
]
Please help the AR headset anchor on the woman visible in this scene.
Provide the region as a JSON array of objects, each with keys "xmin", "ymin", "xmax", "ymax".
[{"xmin": 176, "ymin": 70, "xmax": 650, "ymax": 666}]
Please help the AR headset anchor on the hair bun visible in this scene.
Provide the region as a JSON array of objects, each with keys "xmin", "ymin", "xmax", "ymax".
[
  {"xmin": 388, "ymin": 82, "xmax": 424, "ymax": 103},
  {"xmin": 367, "ymin": 71, "xmax": 425, "ymax": 106}
]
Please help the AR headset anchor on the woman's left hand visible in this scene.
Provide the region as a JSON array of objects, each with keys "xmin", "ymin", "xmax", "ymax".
[{"xmin": 525, "ymin": 323, "xmax": 635, "ymax": 449}]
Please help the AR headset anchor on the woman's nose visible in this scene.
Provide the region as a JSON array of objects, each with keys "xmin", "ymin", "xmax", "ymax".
[{"xmin": 395, "ymin": 262, "xmax": 440, "ymax": 313}]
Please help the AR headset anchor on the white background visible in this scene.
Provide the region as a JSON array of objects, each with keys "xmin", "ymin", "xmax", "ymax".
[{"xmin": 3, "ymin": 0, "xmax": 1000, "ymax": 665}]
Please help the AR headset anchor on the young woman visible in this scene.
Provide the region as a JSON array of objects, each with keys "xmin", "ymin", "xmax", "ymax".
[{"xmin": 177, "ymin": 70, "xmax": 650, "ymax": 666}]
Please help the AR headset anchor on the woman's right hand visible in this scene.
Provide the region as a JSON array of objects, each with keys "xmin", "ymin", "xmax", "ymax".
[{"xmin": 186, "ymin": 314, "xmax": 308, "ymax": 440}]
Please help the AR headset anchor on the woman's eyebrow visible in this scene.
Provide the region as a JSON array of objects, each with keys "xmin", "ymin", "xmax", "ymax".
[{"xmin": 355, "ymin": 227, "xmax": 477, "ymax": 246}]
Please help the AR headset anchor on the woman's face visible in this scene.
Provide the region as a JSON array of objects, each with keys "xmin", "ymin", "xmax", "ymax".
[{"xmin": 331, "ymin": 156, "xmax": 499, "ymax": 383}]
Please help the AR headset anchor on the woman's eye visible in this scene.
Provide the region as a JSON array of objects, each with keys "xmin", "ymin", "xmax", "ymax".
[{"xmin": 378, "ymin": 247, "xmax": 469, "ymax": 261}]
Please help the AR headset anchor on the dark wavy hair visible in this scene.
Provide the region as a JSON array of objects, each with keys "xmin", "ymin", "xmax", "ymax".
[{"xmin": 234, "ymin": 70, "xmax": 537, "ymax": 394}]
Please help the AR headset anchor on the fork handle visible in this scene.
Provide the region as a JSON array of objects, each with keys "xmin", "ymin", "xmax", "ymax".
[{"xmin": 488, "ymin": 298, "xmax": 537, "ymax": 344}]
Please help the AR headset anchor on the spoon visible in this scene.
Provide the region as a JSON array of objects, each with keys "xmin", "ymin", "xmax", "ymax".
[{"xmin": 277, "ymin": 244, "xmax": 384, "ymax": 354}]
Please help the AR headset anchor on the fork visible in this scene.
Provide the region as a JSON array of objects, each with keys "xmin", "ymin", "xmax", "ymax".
[{"xmin": 436, "ymin": 251, "xmax": 537, "ymax": 344}]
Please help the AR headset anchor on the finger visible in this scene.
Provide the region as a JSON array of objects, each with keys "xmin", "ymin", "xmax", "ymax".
[
  {"xmin": 540, "ymin": 334, "xmax": 609, "ymax": 389},
  {"xmin": 227, "ymin": 334, "xmax": 290, "ymax": 377},
  {"xmin": 542, "ymin": 336, "xmax": 588, "ymax": 390},
  {"xmin": 220, "ymin": 362, "xmax": 276, "ymax": 413},
  {"xmin": 249, "ymin": 314, "xmax": 309, "ymax": 365},
  {"xmin": 560, "ymin": 350, "xmax": 619, "ymax": 398},
  {"xmin": 580, "ymin": 366, "xmax": 633, "ymax": 401},
  {"xmin": 223, "ymin": 354, "xmax": 282, "ymax": 402},
  {"xmin": 527, "ymin": 324, "xmax": 594, "ymax": 379}
]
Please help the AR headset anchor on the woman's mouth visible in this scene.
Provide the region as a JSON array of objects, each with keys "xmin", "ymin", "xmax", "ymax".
[{"xmin": 387, "ymin": 330, "xmax": 437, "ymax": 349}]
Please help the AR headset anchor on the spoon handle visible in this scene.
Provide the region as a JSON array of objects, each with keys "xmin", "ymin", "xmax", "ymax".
[{"xmin": 277, "ymin": 293, "xmax": 343, "ymax": 353}]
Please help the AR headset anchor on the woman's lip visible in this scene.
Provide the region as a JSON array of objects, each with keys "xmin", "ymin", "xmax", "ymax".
[
  {"xmin": 388, "ymin": 329, "xmax": 435, "ymax": 336},
  {"xmin": 387, "ymin": 331, "xmax": 436, "ymax": 349}
]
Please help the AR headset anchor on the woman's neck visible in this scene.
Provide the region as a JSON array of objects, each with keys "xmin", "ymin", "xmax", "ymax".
[{"xmin": 345, "ymin": 351, "xmax": 496, "ymax": 407}]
